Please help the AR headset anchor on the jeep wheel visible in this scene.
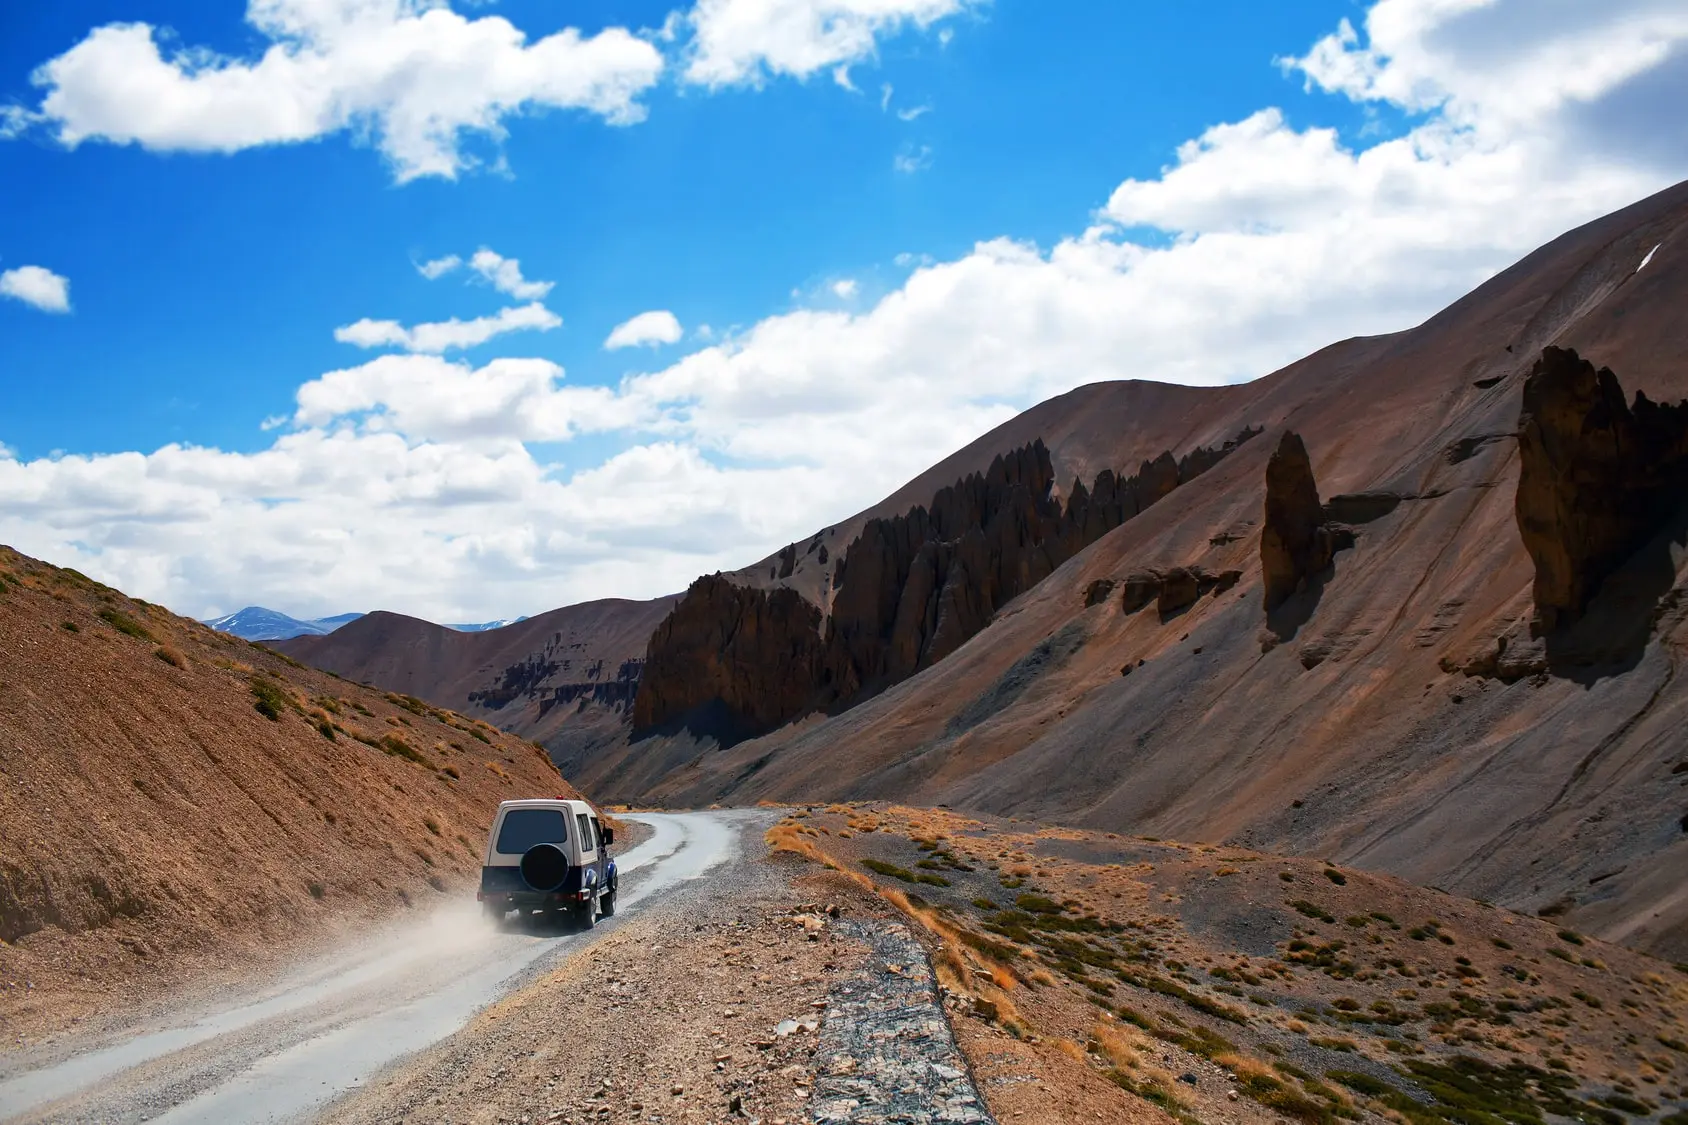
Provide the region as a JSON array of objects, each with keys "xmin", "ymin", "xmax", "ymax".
[
  {"xmin": 600, "ymin": 883, "xmax": 617, "ymax": 918},
  {"xmin": 575, "ymin": 897, "xmax": 597, "ymax": 930}
]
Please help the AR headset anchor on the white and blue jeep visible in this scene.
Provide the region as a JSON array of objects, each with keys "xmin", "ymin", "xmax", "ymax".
[{"xmin": 477, "ymin": 798, "xmax": 618, "ymax": 929}]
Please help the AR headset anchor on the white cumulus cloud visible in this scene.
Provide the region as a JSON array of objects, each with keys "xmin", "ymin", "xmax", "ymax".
[
  {"xmin": 16, "ymin": 0, "xmax": 666, "ymax": 181},
  {"xmin": 605, "ymin": 310, "xmax": 684, "ymax": 350},
  {"xmin": 468, "ymin": 248, "xmax": 553, "ymax": 300},
  {"xmin": 334, "ymin": 302, "xmax": 561, "ymax": 353},
  {"xmin": 0, "ymin": 265, "xmax": 71, "ymax": 313},
  {"xmin": 684, "ymin": 0, "xmax": 979, "ymax": 88}
]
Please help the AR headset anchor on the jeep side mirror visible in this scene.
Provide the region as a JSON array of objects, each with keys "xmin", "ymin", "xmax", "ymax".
[{"xmin": 602, "ymin": 827, "xmax": 615, "ymax": 846}]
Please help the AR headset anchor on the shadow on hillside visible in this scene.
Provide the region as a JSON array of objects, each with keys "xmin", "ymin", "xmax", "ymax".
[
  {"xmin": 1262, "ymin": 566, "xmax": 1334, "ymax": 647},
  {"xmin": 1541, "ymin": 505, "xmax": 1688, "ymax": 684},
  {"xmin": 630, "ymin": 698, "xmax": 759, "ymax": 750}
]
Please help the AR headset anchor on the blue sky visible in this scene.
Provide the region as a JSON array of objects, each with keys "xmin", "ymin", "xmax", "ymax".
[
  {"xmin": 2, "ymin": 0, "xmax": 1366, "ymax": 460},
  {"xmin": 1, "ymin": 0, "xmax": 1684, "ymax": 621}
]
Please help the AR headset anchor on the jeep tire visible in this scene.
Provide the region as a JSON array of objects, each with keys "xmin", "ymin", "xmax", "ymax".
[
  {"xmin": 600, "ymin": 881, "xmax": 617, "ymax": 918},
  {"xmin": 575, "ymin": 896, "xmax": 597, "ymax": 930}
]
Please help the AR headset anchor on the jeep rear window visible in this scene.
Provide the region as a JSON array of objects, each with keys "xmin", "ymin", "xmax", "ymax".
[{"xmin": 495, "ymin": 809, "xmax": 569, "ymax": 854}]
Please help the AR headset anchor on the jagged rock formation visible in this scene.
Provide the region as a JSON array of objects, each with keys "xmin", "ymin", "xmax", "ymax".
[
  {"xmin": 1118, "ymin": 567, "xmax": 1242, "ymax": 616},
  {"xmin": 634, "ymin": 429, "xmax": 1260, "ymax": 743},
  {"xmin": 1516, "ymin": 347, "xmax": 1688, "ymax": 632},
  {"xmin": 631, "ymin": 575, "xmax": 824, "ymax": 742},
  {"xmin": 1261, "ymin": 432, "xmax": 1352, "ymax": 611}
]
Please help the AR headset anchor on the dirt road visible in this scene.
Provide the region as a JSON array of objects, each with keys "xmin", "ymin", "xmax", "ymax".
[{"xmin": 0, "ymin": 810, "xmax": 753, "ymax": 1125}]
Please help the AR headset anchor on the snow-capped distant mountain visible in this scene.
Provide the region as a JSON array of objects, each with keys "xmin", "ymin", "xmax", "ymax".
[
  {"xmin": 202, "ymin": 607, "xmax": 366, "ymax": 642},
  {"xmin": 444, "ymin": 616, "xmax": 529, "ymax": 632},
  {"xmin": 205, "ymin": 607, "xmax": 528, "ymax": 641}
]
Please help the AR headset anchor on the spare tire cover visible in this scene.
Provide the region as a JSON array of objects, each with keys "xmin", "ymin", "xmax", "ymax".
[{"xmin": 520, "ymin": 842, "xmax": 570, "ymax": 892}]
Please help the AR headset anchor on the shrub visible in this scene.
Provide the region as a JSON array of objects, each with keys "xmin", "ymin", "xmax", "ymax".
[
  {"xmin": 442, "ymin": 765, "xmax": 460, "ymax": 779},
  {"xmin": 1556, "ymin": 929, "xmax": 1584, "ymax": 946},
  {"xmin": 1235, "ymin": 1069, "xmax": 1334, "ymax": 1125},
  {"xmin": 60, "ymin": 620, "xmax": 79, "ymax": 632},
  {"xmin": 1323, "ymin": 868, "xmax": 1347, "ymax": 886},
  {"xmin": 380, "ymin": 735, "xmax": 437, "ymax": 770},
  {"xmin": 154, "ymin": 645, "xmax": 187, "ymax": 669},
  {"xmin": 315, "ymin": 719, "xmax": 335, "ymax": 741},
  {"xmin": 1309, "ymin": 1036, "xmax": 1357, "ymax": 1052},
  {"xmin": 251, "ymin": 677, "xmax": 293, "ymax": 721},
  {"xmin": 862, "ymin": 858, "xmax": 918, "ymax": 881},
  {"xmin": 99, "ymin": 608, "xmax": 153, "ymax": 641},
  {"xmin": 307, "ymin": 881, "xmax": 326, "ymax": 900},
  {"xmin": 423, "ymin": 816, "xmax": 442, "ymax": 836}
]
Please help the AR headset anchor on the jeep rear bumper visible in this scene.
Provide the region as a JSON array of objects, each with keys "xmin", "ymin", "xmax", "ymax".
[{"xmin": 477, "ymin": 889, "xmax": 594, "ymax": 907}]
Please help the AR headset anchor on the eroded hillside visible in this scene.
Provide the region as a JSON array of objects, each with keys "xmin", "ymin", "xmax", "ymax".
[{"xmin": 0, "ymin": 546, "xmax": 581, "ymax": 1039}]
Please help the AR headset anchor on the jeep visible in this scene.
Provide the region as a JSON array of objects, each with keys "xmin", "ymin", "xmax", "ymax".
[{"xmin": 477, "ymin": 798, "xmax": 618, "ymax": 928}]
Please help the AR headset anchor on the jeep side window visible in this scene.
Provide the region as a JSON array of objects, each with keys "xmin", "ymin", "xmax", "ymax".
[
  {"xmin": 575, "ymin": 813, "xmax": 595, "ymax": 854},
  {"xmin": 589, "ymin": 817, "xmax": 602, "ymax": 850}
]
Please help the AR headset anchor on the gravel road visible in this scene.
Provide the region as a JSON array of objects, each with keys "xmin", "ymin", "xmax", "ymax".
[{"xmin": 0, "ymin": 810, "xmax": 757, "ymax": 1125}]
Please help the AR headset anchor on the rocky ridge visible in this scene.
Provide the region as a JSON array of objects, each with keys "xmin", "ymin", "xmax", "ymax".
[{"xmin": 633, "ymin": 429, "xmax": 1260, "ymax": 744}]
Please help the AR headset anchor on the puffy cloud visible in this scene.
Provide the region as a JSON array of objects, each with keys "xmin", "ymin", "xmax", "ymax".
[
  {"xmin": 684, "ymin": 0, "xmax": 979, "ymax": 88},
  {"xmin": 334, "ymin": 302, "xmax": 560, "ymax": 353},
  {"xmin": 467, "ymin": 248, "xmax": 552, "ymax": 300},
  {"xmin": 0, "ymin": 265, "xmax": 71, "ymax": 313},
  {"xmin": 292, "ymin": 353, "xmax": 641, "ymax": 440},
  {"xmin": 831, "ymin": 278, "xmax": 859, "ymax": 299},
  {"xmin": 604, "ymin": 309, "xmax": 683, "ymax": 350},
  {"xmin": 16, "ymin": 0, "xmax": 666, "ymax": 181},
  {"xmin": 3, "ymin": 0, "xmax": 1686, "ymax": 622}
]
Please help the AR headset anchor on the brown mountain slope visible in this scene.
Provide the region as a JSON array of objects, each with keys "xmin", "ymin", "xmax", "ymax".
[
  {"xmin": 0, "ymin": 546, "xmax": 581, "ymax": 1039},
  {"xmin": 581, "ymin": 181, "xmax": 1688, "ymax": 959},
  {"xmin": 276, "ymin": 596, "xmax": 677, "ymax": 766}
]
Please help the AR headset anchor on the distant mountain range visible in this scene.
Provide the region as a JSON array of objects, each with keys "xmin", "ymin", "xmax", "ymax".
[{"xmin": 203, "ymin": 606, "xmax": 528, "ymax": 642}]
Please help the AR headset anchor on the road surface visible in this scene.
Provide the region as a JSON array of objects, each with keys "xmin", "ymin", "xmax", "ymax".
[{"xmin": 0, "ymin": 811, "xmax": 747, "ymax": 1125}]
